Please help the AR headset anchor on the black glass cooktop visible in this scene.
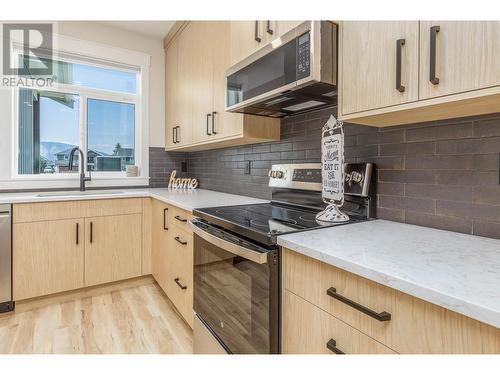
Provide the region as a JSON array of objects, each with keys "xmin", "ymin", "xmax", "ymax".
[{"xmin": 194, "ymin": 203, "xmax": 366, "ymax": 246}]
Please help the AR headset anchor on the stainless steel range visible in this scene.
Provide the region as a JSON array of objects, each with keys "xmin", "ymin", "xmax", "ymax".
[{"xmin": 190, "ymin": 162, "xmax": 374, "ymax": 354}]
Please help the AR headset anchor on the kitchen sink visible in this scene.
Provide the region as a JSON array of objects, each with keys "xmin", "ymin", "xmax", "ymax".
[{"xmin": 37, "ymin": 190, "xmax": 125, "ymax": 198}]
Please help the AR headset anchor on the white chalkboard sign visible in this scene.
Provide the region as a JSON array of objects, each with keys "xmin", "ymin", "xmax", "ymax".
[{"xmin": 321, "ymin": 115, "xmax": 344, "ymax": 204}]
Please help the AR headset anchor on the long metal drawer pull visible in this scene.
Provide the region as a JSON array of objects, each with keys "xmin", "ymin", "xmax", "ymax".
[
  {"xmin": 326, "ymin": 287, "xmax": 391, "ymax": 321},
  {"xmin": 174, "ymin": 215, "xmax": 187, "ymax": 222},
  {"xmin": 430, "ymin": 25, "xmax": 440, "ymax": 85},
  {"xmin": 396, "ymin": 38, "xmax": 405, "ymax": 93},
  {"xmin": 206, "ymin": 113, "xmax": 212, "ymax": 136},
  {"xmin": 90, "ymin": 221, "xmax": 93, "ymax": 243},
  {"xmin": 326, "ymin": 339, "xmax": 345, "ymax": 354},
  {"xmin": 163, "ymin": 208, "xmax": 169, "ymax": 230},
  {"xmin": 174, "ymin": 236, "xmax": 187, "ymax": 245},
  {"xmin": 189, "ymin": 220, "xmax": 268, "ymax": 264},
  {"xmin": 174, "ymin": 278, "xmax": 187, "ymax": 290},
  {"xmin": 76, "ymin": 222, "xmax": 79, "ymax": 245}
]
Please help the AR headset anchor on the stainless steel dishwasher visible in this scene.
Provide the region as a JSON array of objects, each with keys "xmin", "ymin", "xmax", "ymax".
[{"xmin": 0, "ymin": 204, "xmax": 14, "ymax": 313}]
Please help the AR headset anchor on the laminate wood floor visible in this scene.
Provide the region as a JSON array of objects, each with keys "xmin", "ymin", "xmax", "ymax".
[{"xmin": 0, "ymin": 277, "xmax": 193, "ymax": 354}]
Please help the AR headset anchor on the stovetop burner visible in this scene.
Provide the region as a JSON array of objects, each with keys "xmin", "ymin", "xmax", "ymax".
[{"xmin": 194, "ymin": 202, "xmax": 367, "ymax": 246}]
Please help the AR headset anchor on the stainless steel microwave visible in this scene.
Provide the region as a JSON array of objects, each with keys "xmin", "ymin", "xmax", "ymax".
[{"xmin": 225, "ymin": 21, "xmax": 337, "ymax": 118}]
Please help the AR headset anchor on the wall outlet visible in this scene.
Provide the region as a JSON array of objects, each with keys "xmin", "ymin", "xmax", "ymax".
[
  {"xmin": 244, "ymin": 160, "xmax": 251, "ymax": 175},
  {"xmin": 181, "ymin": 161, "xmax": 188, "ymax": 173}
]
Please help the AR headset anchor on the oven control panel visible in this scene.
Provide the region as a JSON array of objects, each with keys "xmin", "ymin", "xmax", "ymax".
[{"xmin": 269, "ymin": 163, "xmax": 322, "ymax": 191}]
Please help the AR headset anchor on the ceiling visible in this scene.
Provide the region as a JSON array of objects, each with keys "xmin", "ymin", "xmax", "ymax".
[{"xmin": 98, "ymin": 21, "xmax": 175, "ymax": 40}]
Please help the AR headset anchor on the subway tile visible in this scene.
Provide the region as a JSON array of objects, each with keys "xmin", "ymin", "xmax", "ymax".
[
  {"xmin": 378, "ymin": 195, "xmax": 435, "ymax": 214},
  {"xmin": 270, "ymin": 143, "xmax": 293, "ymax": 152},
  {"xmin": 406, "ymin": 122, "xmax": 472, "ymax": 142},
  {"xmin": 343, "ymin": 123, "xmax": 378, "ymax": 136},
  {"xmin": 405, "ymin": 184, "xmax": 472, "ymax": 202},
  {"xmin": 405, "ymin": 211, "xmax": 472, "ymax": 234},
  {"xmin": 376, "ymin": 207, "xmax": 405, "ymax": 222},
  {"xmin": 280, "ymin": 150, "xmax": 306, "ymax": 160},
  {"xmin": 436, "ymin": 171, "xmax": 499, "ymax": 186},
  {"xmin": 379, "ymin": 170, "xmax": 436, "ymax": 184},
  {"xmin": 405, "ymin": 154, "xmax": 475, "ymax": 170},
  {"xmin": 357, "ymin": 129, "xmax": 405, "ymax": 145},
  {"xmin": 344, "ymin": 144, "xmax": 378, "ymax": 158},
  {"xmin": 379, "ymin": 141, "xmax": 436, "ymax": 156},
  {"xmin": 357, "ymin": 156, "xmax": 404, "ymax": 170},
  {"xmin": 377, "ymin": 182, "xmax": 405, "ymax": 196},
  {"xmin": 436, "ymin": 137, "xmax": 500, "ymax": 154},
  {"xmin": 473, "ymin": 117, "xmax": 500, "ymax": 138},
  {"xmin": 471, "ymin": 154, "xmax": 499, "ymax": 171},
  {"xmin": 473, "ymin": 220, "xmax": 500, "ymax": 240},
  {"xmin": 472, "ymin": 186, "xmax": 500, "ymax": 206}
]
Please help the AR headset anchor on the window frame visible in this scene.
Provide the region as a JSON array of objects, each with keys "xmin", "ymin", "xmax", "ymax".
[{"xmin": 10, "ymin": 33, "xmax": 150, "ymax": 187}]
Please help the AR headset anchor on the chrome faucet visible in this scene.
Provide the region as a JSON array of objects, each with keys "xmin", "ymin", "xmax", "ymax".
[{"xmin": 68, "ymin": 147, "xmax": 91, "ymax": 191}]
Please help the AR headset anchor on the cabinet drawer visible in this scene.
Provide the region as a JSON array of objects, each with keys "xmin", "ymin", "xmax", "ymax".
[
  {"xmin": 167, "ymin": 226, "xmax": 194, "ymax": 327},
  {"xmin": 283, "ymin": 290, "xmax": 396, "ymax": 354},
  {"xmin": 168, "ymin": 206, "xmax": 194, "ymax": 231},
  {"xmin": 13, "ymin": 200, "xmax": 89, "ymax": 223},
  {"xmin": 283, "ymin": 248, "xmax": 500, "ymax": 354},
  {"xmin": 87, "ymin": 198, "xmax": 143, "ymax": 217}
]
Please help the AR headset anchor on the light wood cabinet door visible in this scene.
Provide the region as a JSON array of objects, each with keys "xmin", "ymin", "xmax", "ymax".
[
  {"xmin": 419, "ymin": 21, "xmax": 500, "ymax": 100},
  {"xmin": 13, "ymin": 219, "xmax": 84, "ymax": 300},
  {"xmin": 210, "ymin": 21, "xmax": 243, "ymax": 140},
  {"xmin": 229, "ymin": 21, "xmax": 266, "ymax": 65},
  {"xmin": 166, "ymin": 227, "xmax": 194, "ymax": 328},
  {"xmin": 165, "ymin": 37, "xmax": 179, "ymax": 149},
  {"xmin": 84, "ymin": 214, "xmax": 142, "ymax": 287},
  {"xmin": 340, "ymin": 21, "xmax": 419, "ymax": 115},
  {"xmin": 283, "ymin": 290, "xmax": 396, "ymax": 354},
  {"xmin": 151, "ymin": 200, "xmax": 170, "ymax": 293},
  {"xmin": 176, "ymin": 23, "xmax": 195, "ymax": 147},
  {"xmin": 265, "ymin": 21, "xmax": 302, "ymax": 43}
]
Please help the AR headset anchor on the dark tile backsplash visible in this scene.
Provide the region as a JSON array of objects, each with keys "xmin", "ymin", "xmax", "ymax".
[{"xmin": 150, "ymin": 107, "xmax": 500, "ymax": 239}]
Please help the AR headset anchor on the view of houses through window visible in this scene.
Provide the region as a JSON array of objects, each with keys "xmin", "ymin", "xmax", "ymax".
[{"xmin": 17, "ymin": 56, "xmax": 138, "ymax": 176}]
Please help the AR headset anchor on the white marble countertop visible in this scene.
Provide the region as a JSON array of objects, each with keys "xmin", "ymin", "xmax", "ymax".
[
  {"xmin": 277, "ymin": 219, "xmax": 500, "ymax": 329},
  {"xmin": 0, "ymin": 188, "xmax": 268, "ymax": 212}
]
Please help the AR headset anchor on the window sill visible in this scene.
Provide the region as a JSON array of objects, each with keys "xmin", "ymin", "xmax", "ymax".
[{"xmin": 0, "ymin": 176, "xmax": 150, "ymax": 191}]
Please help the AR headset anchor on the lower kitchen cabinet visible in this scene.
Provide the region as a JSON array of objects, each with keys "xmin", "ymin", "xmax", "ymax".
[
  {"xmin": 283, "ymin": 248, "xmax": 500, "ymax": 354},
  {"xmin": 84, "ymin": 214, "xmax": 142, "ymax": 287},
  {"xmin": 283, "ymin": 290, "xmax": 396, "ymax": 354},
  {"xmin": 13, "ymin": 218, "xmax": 84, "ymax": 300},
  {"xmin": 151, "ymin": 199, "xmax": 194, "ymax": 328}
]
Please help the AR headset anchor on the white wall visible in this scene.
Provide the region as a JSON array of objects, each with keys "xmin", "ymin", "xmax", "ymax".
[{"xmin": 57, "ymin": 22, "xmax": 166, "ymax": 148}]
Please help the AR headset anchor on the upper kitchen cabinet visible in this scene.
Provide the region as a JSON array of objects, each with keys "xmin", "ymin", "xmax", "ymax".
[
  {"xmin": 339, "ymin": 21, "xmax": 500, "ymax": 126},
  {"xmin": 164, "ymin": 21, "xmax": 280, "ymax": 152},
  {"xmin": 229, "ymin": 21, "xmax": 302, "ymax": 65},
  {"xmin": 419, "ymin": 21, "xmax": 500, "ymax": 99},
  {"xmin": 340, "ymin": 21, "xmax": 419, "ymax": 115}
]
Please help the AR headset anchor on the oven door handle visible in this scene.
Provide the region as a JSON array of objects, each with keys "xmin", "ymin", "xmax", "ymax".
[{"xmin": 189, "ymin": 220, "xmax": 268, "ymax": 264}]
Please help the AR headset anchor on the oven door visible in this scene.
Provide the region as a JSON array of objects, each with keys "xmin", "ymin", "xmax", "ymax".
[{"xmin": 190, "ymin": 219, "xmax": 280, "ymax": 354}]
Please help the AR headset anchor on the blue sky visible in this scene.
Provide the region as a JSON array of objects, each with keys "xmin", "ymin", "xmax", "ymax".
[{"xmin": 39, "ymin": 63, "xmax": 136, "ymax": 155}]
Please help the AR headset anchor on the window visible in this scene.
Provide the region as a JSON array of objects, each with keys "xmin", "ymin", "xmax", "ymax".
[{"xmin": 16, "ymin": 54, "xmax": 140, "ymax": 177}]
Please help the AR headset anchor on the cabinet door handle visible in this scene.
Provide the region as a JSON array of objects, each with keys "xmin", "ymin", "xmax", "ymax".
[
  {"xmin": 90, "ymin": 221, "xmax": 93, "ymax": 244},
  {"xmin": 175, "ymin": 126, "xmax": 180, "ymax": 143},
  {"xmin": 326, "ymin": 339, "xmax": 345, "ymax": 354},
  {"xmin": 266, "ymin": 21, "xmax": 273, "ymax": 35},
  {"xmin": 172, "ymin": 126, "xmax": 176, "ymax": 144},
  {"xmin": 76, "ymin": 222, "xmax": 79, "ymax": 245},
  {"xmin": 174, "ymin": 236, "xmax": 187, "ymax": 245},
  {"xmin": 163, "ymin": 208, "xmax": 169, "ymax": 230},
  {"xmin": 211, "ymin": 111, "xmax": 217, "ymax": 134},
  {"xmin": 326, "ymin": 287, "xmax": 391, "ymax": 321},
  {"xmin": 174, "ymin": 215, "xmax": 187, "ymax": 223},
  {"xmin": 396, "ymin": 38, "xmax": 405, "ymax": 93},
  {"xmin": 430, "ymin": 25, "xmax": 440, "ymax": 85},
  {"xmin": 206, "ymin": 113, "xmax": 212, "ymax": 136},
  {"xmin": 254, "ymin": 21, "xmax": 262, "ymax": 43},
  {"xmin": 174, "ymin": 277, "xmax": 187, "ymax": 290}
]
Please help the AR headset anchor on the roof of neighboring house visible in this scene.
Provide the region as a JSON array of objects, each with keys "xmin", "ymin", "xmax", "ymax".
[
  {"xmin": 113, "ymin": 147, "xmax": 134, "ymax": 157},
  {"xmin": 54, "ymin": 148, "xmax": 108, "ymax": 157}
]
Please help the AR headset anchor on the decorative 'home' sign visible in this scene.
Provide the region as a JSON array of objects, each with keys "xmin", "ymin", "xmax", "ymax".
[{"xmin": 168, "ymin": 170, "xmax": 198, "ymax": 189}]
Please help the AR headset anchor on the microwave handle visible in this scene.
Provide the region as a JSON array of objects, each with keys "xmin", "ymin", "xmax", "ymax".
[{"xmin": 189, "ymin": 219, "xmax": 268, "ymax": 264}]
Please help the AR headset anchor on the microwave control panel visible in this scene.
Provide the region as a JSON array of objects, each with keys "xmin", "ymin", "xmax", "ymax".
[{"xmin": 297, "ymin": 32, "xmax": 310, "ymax": 79}]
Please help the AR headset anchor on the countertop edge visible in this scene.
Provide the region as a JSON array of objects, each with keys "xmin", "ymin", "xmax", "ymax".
[{"xmin": 277, "ymin": 236, "xmax": 500, "ymax": 330}]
